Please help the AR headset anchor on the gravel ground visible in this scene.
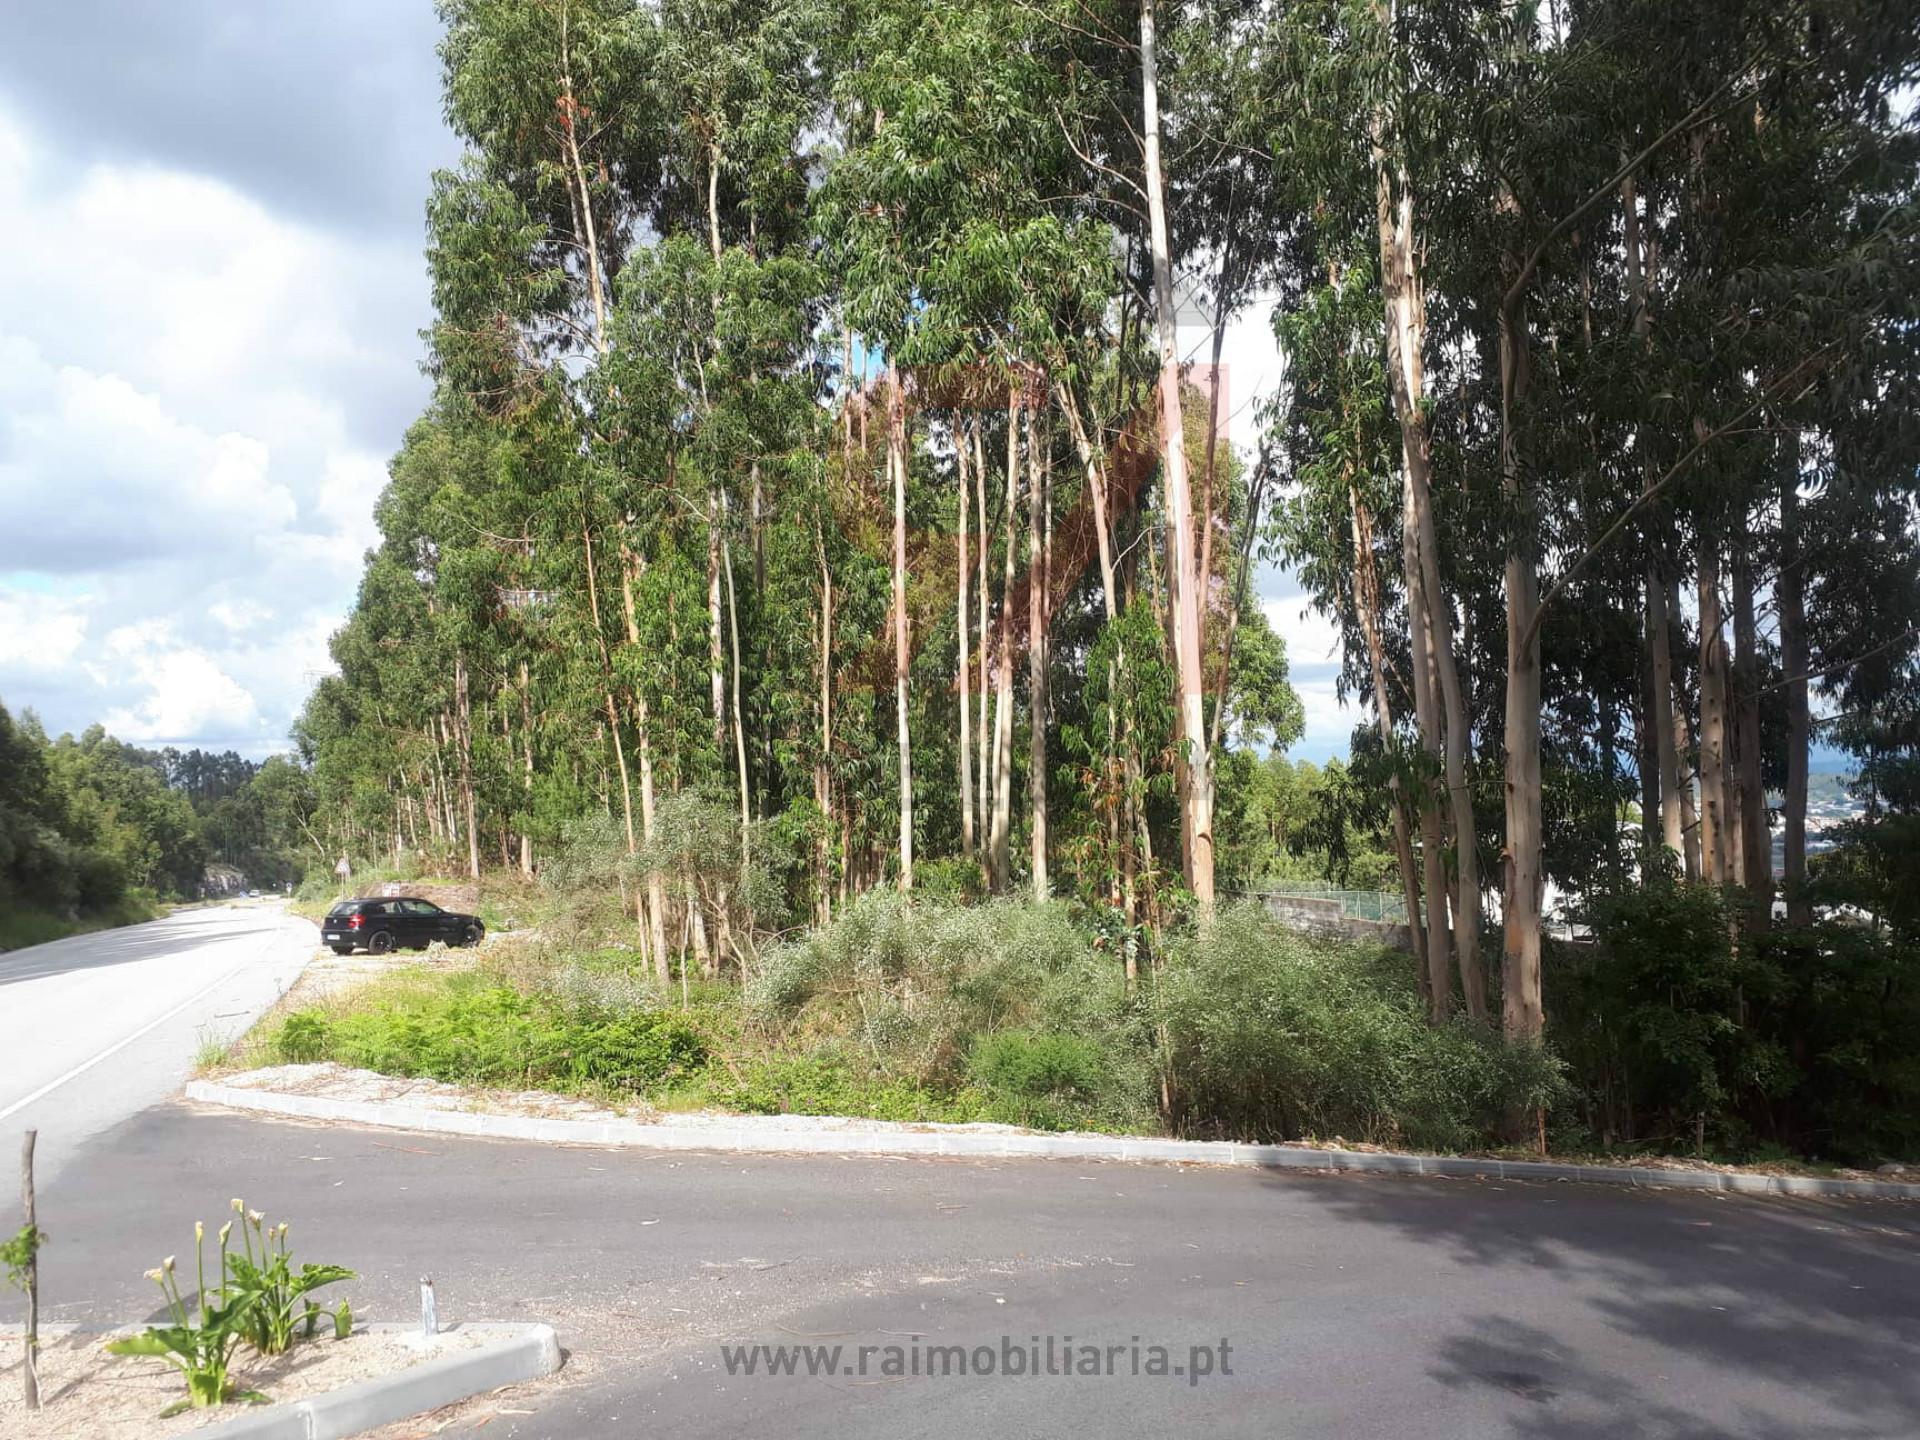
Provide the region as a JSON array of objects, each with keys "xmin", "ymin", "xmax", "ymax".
[{"xmin": 0, "ymin": 1324, "xmax": 494, "ymax": 1440}]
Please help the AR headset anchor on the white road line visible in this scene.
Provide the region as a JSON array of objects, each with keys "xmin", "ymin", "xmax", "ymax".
[{"xmin": 0, "ymin": 940, "xmax": 264, "ymax": 1122}]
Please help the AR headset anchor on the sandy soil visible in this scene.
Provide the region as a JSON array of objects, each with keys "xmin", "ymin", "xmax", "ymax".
[{"xmin": 0, "ymin": 1325, "xmax": 495, "ymax": 1440}]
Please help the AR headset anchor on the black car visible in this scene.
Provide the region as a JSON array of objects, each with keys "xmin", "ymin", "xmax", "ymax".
[{"xmin": 321, "ymin": 897, "xmax": 485, "ymax": 955}]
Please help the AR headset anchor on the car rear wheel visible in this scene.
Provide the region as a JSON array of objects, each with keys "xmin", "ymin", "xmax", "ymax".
[
  {"xmin": 462, "ymin": 921, "xmax": 483, "ymax": 947},
  {"xmin": 368, "ymin": 930, "xmax": 395, "ymax": 955}
]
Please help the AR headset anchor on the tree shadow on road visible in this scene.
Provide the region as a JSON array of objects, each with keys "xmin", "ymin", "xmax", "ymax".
[
  {"xmin": 0, "ymin": 911, "xmax": 280, "ymax": 986},
  {"xmin": 1260, "ymin": 1169, "xmax": 1920, "ymax": 1437}
]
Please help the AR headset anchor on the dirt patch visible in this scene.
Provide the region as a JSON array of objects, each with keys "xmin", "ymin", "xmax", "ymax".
[
  {"xmin": 0, "ymin": 1325, "xmax": 496, "ymax": 1440},
  {"xmin": 273, "ymin": 942, "xmax": 483, "ymax": 1012},
  {"xmin": 217, "ymin": 1063, "xmax": 655, "ymax": 1122},
  {"xmin": 355, "ymin": 881, "xmax": 482, "ymax": 916}
]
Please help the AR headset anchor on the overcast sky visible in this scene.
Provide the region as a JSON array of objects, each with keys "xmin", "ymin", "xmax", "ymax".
[{"xmin": 0, "ymin": 2, "xmax": 1353, "ymax": 763}]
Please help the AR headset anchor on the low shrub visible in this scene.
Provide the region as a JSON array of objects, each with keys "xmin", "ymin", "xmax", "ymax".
[
  {"xmin": 1157, "ymin": 904, "xmax": 1567, "ymax": 1149},
  {"xmin": 666, "ymin": 1051, "xmax": 978, "ymax": 1123},
  {"xmin": 968, "ymin": 1030, "xmax": 1106, "ymax": 1100},
  {"xmin": 1554, "ymin": 870, "xmax": 1920, "ymax": 1163},
  {"xmin": 748, "ymin": 890, "xmax": 1139, "ymax": 1080}
]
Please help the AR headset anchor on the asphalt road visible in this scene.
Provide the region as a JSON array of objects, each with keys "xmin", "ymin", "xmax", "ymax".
[
  {"xmin": 15, "ymin": 1104, "xmax": 1920, "ymax": 1440},
  {"xmin": 0, "ymin": 902, "xmax": 311, "ymax": 1183}
]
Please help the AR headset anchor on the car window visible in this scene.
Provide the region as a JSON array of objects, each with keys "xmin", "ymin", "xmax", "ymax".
[
  {"xmin": 326, "ymin": 902, "xmax": 358, "ymax": 917},
  {"xmin": 401, "ymin": 899, "xmax": 440, "ymax": 915}
]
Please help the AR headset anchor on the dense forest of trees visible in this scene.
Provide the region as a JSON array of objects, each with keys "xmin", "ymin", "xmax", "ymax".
[
  {"xmin": 290, "ymin": 0, "xmax": 1919, "ymax": 1059},
  {"xmin": 0, "ymin": 698, "xmax": 315, "ymax": 928}
]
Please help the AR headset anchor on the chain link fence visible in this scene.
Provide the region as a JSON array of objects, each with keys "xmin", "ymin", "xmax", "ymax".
[{"xmin": 1241, "ymin": 885, "xmax": 1409, "ymax": 925}]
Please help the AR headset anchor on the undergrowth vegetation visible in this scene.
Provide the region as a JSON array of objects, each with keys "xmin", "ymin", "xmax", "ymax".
[{"xmin": 256, "ymin": 895, "xmax": 1568, "ymax": 1148}]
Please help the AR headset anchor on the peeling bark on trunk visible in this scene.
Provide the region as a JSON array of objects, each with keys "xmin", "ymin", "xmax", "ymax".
[
  {"xmin": 1499, "ymin": 281, "xmax": 1545, "ymax": 1045},
  {"xmin": 1140, "ymin": 0, "xmax": 1213, "ymax": 915}
]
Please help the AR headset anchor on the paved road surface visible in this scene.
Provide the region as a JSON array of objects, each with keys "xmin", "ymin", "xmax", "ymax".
[
  {"xmin": 0, "ymin": 903, "xmax": 311, "ymax": 1183},
  {"xmin": 18, "ymin": 1105, "xmax": 1920, "ymax": 1440}
]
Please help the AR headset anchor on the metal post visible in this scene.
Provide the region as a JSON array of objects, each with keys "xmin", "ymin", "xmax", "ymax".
[{"xmin": 420, "ymin": 1276, "xmax": 437, "ymax": 1340}]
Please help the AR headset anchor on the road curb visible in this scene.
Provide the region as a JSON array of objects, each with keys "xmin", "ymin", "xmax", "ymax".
[
  {"xmin": 184, "ymin": 1080, "xmax": 1920, "ymax": 1201},
  {"xmin": 194, "ymin": 1323, "xmax": 562, "ymax": 1440}
]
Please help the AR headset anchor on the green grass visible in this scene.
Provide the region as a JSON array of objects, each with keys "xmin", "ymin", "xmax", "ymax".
[
  {"xmin": 193, "ymin": 1027, "xmax": 236, "ymax": 1072},
  {"xmin": 263, "ymin": 965, "xmax": 707, "ymax": 1096},
  {"xmin": 0, "ymin": 893, "xmax": 158, "ymax": 952}
]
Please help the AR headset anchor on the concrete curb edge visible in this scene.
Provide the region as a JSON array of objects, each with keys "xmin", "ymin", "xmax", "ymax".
[
  {"xmin": 184, "ymin": 1079, "xmax": 1920, "ymax": 1201},
  {"xmin": 193, "ymin": 1323, "xmax": 562, "ymax": 1440}
]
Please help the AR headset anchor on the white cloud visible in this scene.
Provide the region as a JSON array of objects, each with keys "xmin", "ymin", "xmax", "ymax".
[
  {"xmin": 101, "ymin": 635, "xmax": 261, "ymax": 746},
  {"xmin": 1264, "ymin": 597, "xmax": 1344, "ymax": 669},
  {"xmin": 208, "ymin": 598, "xmax": 272, "ymax": 634},
  {"xmin": 0, "ymin": 590, "xmax": 90, "ymax": 672},
  {"xmin": 1259, "ymin": 595, "xmax": 1358, "ymax": 760},
  {"xmin": 0, "ymin": 105, "xmax": 423, "ymax": 754}
]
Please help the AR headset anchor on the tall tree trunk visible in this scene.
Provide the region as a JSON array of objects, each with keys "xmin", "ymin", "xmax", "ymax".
[
  {"xmin": 1139, "ymin": 0, "xmax": 1213, "ymax": 915},
  {"xmin": 1061, "ymin": 383, "xmax": 1120, "ymax": 617},
  {"xmin": 722, "ymin": 509, "xmax": 752, "ymax": 851},
  {"xmin": 816, "ymin": 536, "xmax": 835, "ymax": 924},
  {"xmin": 706, "ymin": 141, "xmax": 724, "ymax": 261},
  {"xmin": 1028, "ymin": 407, "xmax": 1050, "ymax": 900},
  {"xmin": 517, "ymin": 660, "xmax": 536, "ymax": 878},
  {"xmin": 1406, "ymin": 509, "xmax": 1455, "ymax": 1021},
  {"xmin": 707, "ymin": 510, "xmax": 727, "ymax": 763},
  {"xmin": 1064, "ymin": 379, "xmax": 1143, "ymax": 923},
  {"xmin": 1732, "ymin": 541, "xmax": 1768, "ymax": 923},
  {"xmin": 581, "ymin": 521, "xmax": 638, "ymax": 856},
  {"xmin": 1499, "ymin": 282, "xmax": 1545, "ymax": 1045},
  {"xmin": 1780, "ymin": 436, "xmax": 1812, "ymax": 926},
  {"xmin": 1350, "ymin": 485, "xmax": 1429, "ymax": 976},
  {"xmin": 1646, "ymin": 568, "xmax": 1687, "ymax": 861},
  {"xmin": 556, "ymin": 8, "xmax": 608, "ymax": 350},
  {"xmin": 454, "ymin": 652, "xmax": 480, "ymax": 882},
  {"xmin": 889, "ymin": 375, "xmax": 913, "ymax": 891},
  {"xmin": 975, "ymin": 421, "xmax": 992, "ymax": 868},
  {"xmin": 619, "ymin": 549, "xmax": 671, "ymax": 981},
  {"xmin": 1698, "ymin": 546, "xmax": 1730, "ymax": 886},
  {"xmin": 1674, "ymin": 684, "xmax": 1704, "ymax": 880},
  {"xmin": 987, "ymin": 399, "xmax": 1019, "ymax": 891},
  {"xmin": 1622, "ymin": 168, "xmax": 1687, "ymax": 865},
  {"xmin": 957, "ymin": 421, "xmax": 976, "ymax": 860},
  {"xmin": 1377, "ymin": 116, "xmax": 1481, "ymax": 1019}
]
